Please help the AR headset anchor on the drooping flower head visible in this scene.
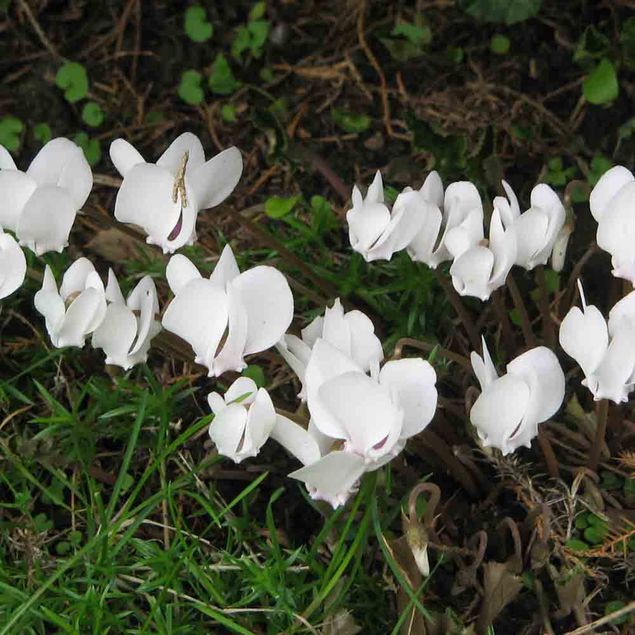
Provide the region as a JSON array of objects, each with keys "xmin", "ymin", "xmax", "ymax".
[
  {"xmin": 111, "ymin": 133, "xmax": 243, "ymax": 253},
  {"xmin": 162, "ymin": 244, "xmax": 294, "ymax": 376},
  {"xmin": 559, "ymin": 281, "xmax": 635, "ymax": 403},
  {"xmin": 0, "ymin": 138, "xmax": 92, "ymax": 254},
  {"xmin": 92, "ymin": 271, "xmax": 161, "ymax": 369},
  {"xmin": 470, "ymin": 338, "xmax": 565, "ymax": 455},
  {"xmin": 34, "ymin": 258, "xmax": 106, "ymax": 348}
]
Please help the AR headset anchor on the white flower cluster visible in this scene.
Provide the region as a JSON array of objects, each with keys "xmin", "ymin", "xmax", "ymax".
[
  {"xmin": 3, "ymin": 129, "xmax": 635, "ymax": 510},
  {"xmin": 347, "ymin": 170, "xmax": 570, "ymax": 300}
]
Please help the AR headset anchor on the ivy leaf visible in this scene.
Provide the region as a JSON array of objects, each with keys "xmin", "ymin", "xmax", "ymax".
[
  {"xmin": 178, "ymin": 70, "xmax": 205, "ymax": 105},
  {"xmin": 208, "ymin": 54, "xmax": 241, "ymax": 96},
  {"xmin": 55, "ymin": 62, "xmax": 89, "ymax": 103},
  {"xmin": 33, "ymin": 122, "xmax": 52, "ymax": 145},
  {"xmin": 0, "ymin": 116, "xmax": 23, "ymax": 151},
  {"xmin": 331, "ymin": 109, "xmax": 371, "ymax": 133},
  {"xmin": 460, "ymin": 0, "xmax": 541, "ymax": 24},
  {"xmin": 583, "ymin": 58, "xmax": 619, "ymax": 105},
  {"xmin": 81, "ymin": 101, "xmax": 105, "ymax": 127},
  {"xmin": 265, "ymin": 195, "xmax": 300, "ymax": 219},
  {"xmin": 184, "ymin": 5, "xmax": 213, "ymax": 43}
]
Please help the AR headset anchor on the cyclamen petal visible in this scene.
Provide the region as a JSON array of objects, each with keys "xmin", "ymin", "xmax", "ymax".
[
  {"xmin": 0, "ymin": 229, "xmax": 27, "ymax": 299},
  {"xmin": 110, "ymin": 133, "xmax": 243, "ymax": 253}
]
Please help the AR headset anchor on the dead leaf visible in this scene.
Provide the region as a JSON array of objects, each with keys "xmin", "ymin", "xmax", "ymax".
[{"xmin": 476, "ymin": 561, "xmax": 522, "ymax": 635}]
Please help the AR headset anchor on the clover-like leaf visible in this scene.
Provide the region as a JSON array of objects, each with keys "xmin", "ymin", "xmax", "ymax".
[
  {"xmin": 33, "ymin": 122, "xmax": 52, "ymax": 145},
  {"xmin": 74, "ymin": 132, "xmax": 101, "ymax": 166},
  {"xmin": 184, "ymin": 5, "xmax": 213, "ymax": 43},
  {"xmin": 82, "ymin": 101, "xmax": 105, "ymax": 127},
  {"xmin": 490, "ymin": 34, "xmax": 510, "ymax": 55},
  {"xmin": 331, "ymin": 109, "xmax": 371, "ymax": 134},
  {"xmin": 178, "ymin": 70, "xmax": 205, "ymax": 105},
  {"xmin": 55, "ymin": 62, "xmax": 89, "ymax": 103},
  {"xmin": 583, "ymin": 58, "xmax": 619, "ymax": 105},
  {"xmin": 0, "ymin": 115, "xmax": 23, "ymax": 152},
  {"xmin": 208, "ymin": 54, "xmax": 241, "ymax": 96}
]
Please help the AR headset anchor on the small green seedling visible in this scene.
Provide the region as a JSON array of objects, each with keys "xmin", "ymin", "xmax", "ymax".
[{"xmin": 56, "ymin": 62, "xmax": 89, "ymax": 103}]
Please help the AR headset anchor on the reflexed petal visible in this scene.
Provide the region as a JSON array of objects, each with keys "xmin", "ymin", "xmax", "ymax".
[
  {"xmin": 34, "ymin": 286, "xmax": 66, "ymax": 339},
  {"xmin": 301, "ymin": 315, "xmax": 324, "ymax": 348},
  {"xmin": 157, "ymin": 132, "xmax": 205, "ymax": 175},
  {"xmin": 407, "ymin": 202, "xmax": 443, "ymax": 264},
  {"xmin": 551, "ymin": 225, "xmax": 571, "ymax": 273},
  {"xmin": 444, "ymin": 181, "xmax": 482, "ymax": 220},
  {"xmin": 161, "ymin": 278, "xmax": 229, "ymax": 370},
  {"xmin": 225, "ymin": 377, "xmax": 258, "ymax": 405},
  {"xmin": 366, "ymin": 171, "xmax": 384, "ymax": 204},
  {"xmin": 288, "ymin": 450, "xmax": 366, "ymax": 509},
  {"xmin": 489, "ymin": 209, "xmax": 517, "ymax": 288},
  {"xmin": 322, "ymin": 298, "xmax": 351, "ymax": 358},
  {"xmin": 507, "ymin": 346, "xmax": 565, "ymax": 424},
  {"xmin": 209, "ymin": 403, "xmax": 247, "ymax": 462},
  {"xmin": 589, "ymin": 165, "xmax": 634, "ymax": 222},
  {"xmin": 347, "ymin": 202, "xmax": 391, "ymax": 254},
  {"xmin": 189, "ymin": 147, "xmax": 243, "ymax": 209},
  {"xmin": 513, "ymin": 208, "xmax": 549, "ymax": 269},
  {"xmin": 26, "ymin": 138, "xmax": 92, "ymax": 209},
  {"xmin": 241, "ymin": 388, "xmax": 277, "ymax": 458},
  {"xmin": 17, "ymin": 186, "xmax": 76, "ymax": 254},
  {"xmin": 209, "ymin": 244, "xmax": 240, "ymax": 288},
  {"xmin": 597, "ymin": 181, "xmax": 635, "ymax": 264},
  {"xmin": 0, "ymin": 231, "xmax": 26, "ymax": 299},
  {"xmin": 419, "ymin": 171, "xmax": 443, "ymax": 209},
  {"xmin": 379, "ymin": 358, "xmax": 437, "ymax": 438},
  {"xmin": 318, "ymin": 371, "xmax": 402, "ymax": 458},
  {"xmin": 345, "ymin": 309, "xmax": 384, "ymax": 373},
  {"xmin": 450, "ymin": 245, "xmax": 494, "ymax": 301},
  {"xmin": 232, "ymin": 266, "xmax": 294, "ymax": 355},
  {"xmin": 166, "ymin": 254, "xmax": 202, "ymax": 294},
  {"xmin": 608, "ymin": 289, "xmax": 635, "ymax": 336},
  {"xmin": 0, "ymin": 170, "xmax": 37, "ymax": 231},
  {"xmin": 207, "ymin": 392, "xmax": 225, "ymax": 415},
  {"xmin": 0, "ymin": 146, "xmax": 17, "ymax": 170},
  {"xmin": 470, "ymin": 374, "xmax": 531, "ymax": 455},
  {"xmin": 128, "ymin": 277, "xmax": 160, "ymax": 358},
  {"xmin": 559, "ymin": 304, "xmax": 608, "ymax": 377},
  {"xmin": 60, "ymin": 257, "xmax": 97, "ymax": 299},
  {"xmin": 57, "ymin": 287, "xmax": 107, "ymax": 347},
  {"xmin": 114, "ymin": 163, "xmax": 182, "ymax": 249},
  {"xmin": 592, "ymin": 324, "xmax": 635, "ymax": 403},
  {"xmin": 470, "ymin": 336, "xmax": 498, "ymax": 390},
  {"xmin": 105, "ymin": 269, "xmax": 125, "ymax": 304},
  {"xmin": 212, "ymin": 282, "xmax": 248, "ymax": 376},
  {"xmin": 92, "ymin": 303, "xmax": 137, "ymax": 368},
  {"xmin": 127, "ymin": 276, "xmax": 159, "ymax": 314},
  {"xmin": 444, "ymin": 207, "xmax": 484, "ymax": 260},
  {"xmin": 305, "ymin": 339, "xmax": 363, "ymax": 439},
  {"xmin": 270, "ymin": 415, "xmax": 321, "ymax": 466},
  {"xmin": 277, "ymin": 334, "xmax": 312, "ymax": 391},
  {"xmin": 109, "ymin": 139, "xmax": 145, "ymax": 177}
]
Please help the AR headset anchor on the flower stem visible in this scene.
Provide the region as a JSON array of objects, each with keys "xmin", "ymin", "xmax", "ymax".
[
  {"xmin": 493, "ymin": 289, "xmax": 516, "ymax": 353},
  {"xmin": 506, "ymin": 274, "xmax": 536, "ymax": 347},
  {"xmin": 536, "ymin": 265, "xmax": 555, "ymax": 346},
  {"xmin": 537, "ymin": 428, "xmax": 559, "ymax": 479},
  {"xmin": 588, "ymin": 399, "xmax": 609, "ymax": 472},
  {"xmin": 434, "ymin": 270, "xmax": 480, "ymax": 351}
]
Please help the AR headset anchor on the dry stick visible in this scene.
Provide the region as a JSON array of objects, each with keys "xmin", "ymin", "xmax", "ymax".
[
  {"xmin": 536, "ymin": 429, "xmax": 560, "ymax": 479},
  {"xmin": 18, "ymin": 0, "xmax": 64, "ymax": 61},
  {"xmin": 565, "ymin": 599, "xmax": 635, "ymax": 635},
  {"xmin": 588, "ymin": 399, "xmax": 609, "ymax": 473},
  {"xmin": 392, "ymin": 337, "xmax": 472, "ymax": 371},
  {"xmin": 506, "ymin": 274, "xmax": 535, "ymax": 347},
  {"xmin": 535, "ymin": 265, "xmax": 555, "ymax": 346},
  {"xmin": 433, "ymin": 270, "xmax": 480, "ymax": 352},
  {"xmin": 492, "ymin": 290, "xmax": 516, "ymax": 353}
]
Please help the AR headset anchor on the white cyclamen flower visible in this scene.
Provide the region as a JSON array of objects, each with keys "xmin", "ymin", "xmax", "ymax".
[
  {"xmin": 494, "ymin": 180, "xmax": 566, "ymax": 271},
  {"xmin": 470, "ymin": 338, "xmax": 565, "ymax": 455},
  {"xmin": 277, "ymin": 298, "xmax": 383, "ymax": 399},
  {"xmin": 0, "ymin": 228, "xmax": 27, "ymax": 299},
  {"xmin": 0, "ymin": 138, "xmax": 92, "ymax": 254},
  {"xmin": 162, "ymin": 244, "xmax": 294, "ymax": 377},
  {"xmin": 346, "ymin": 171, "xmax": 431, "ymax": 262},
  {"xmin": 208, "ymin": 377, "xmax": 277, "ymax": 463},
  {"xmin": 110, "ymin": 133, "xmax": 243, "ymax": 253},
  {"xmin": 284, "ymin": 339, "xmax": 437, "ymax": 508},
  {"xmin": 559, "ymin": 281, "xmax": 635, "ymax": 403},
  {"xmin": 589, "ymin": 165, "xmax": 635, "ymax": 284},
  {"xmin": 449, "ymin": 207, "xmax": 516, "ymax": 301},
  {"xmin": 407, "ymin": 172, "xmax": 484, "ymax": 268},
  {"xmin": 92, "ymin": 271, "xmax": 161, "ymax": 369},
  {"xmin": 34, "ymin": 258, "xmax": 107, "ymax": 348}
]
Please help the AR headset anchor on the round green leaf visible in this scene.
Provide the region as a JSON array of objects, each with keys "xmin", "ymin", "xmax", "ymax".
[
  {"xmin": 73, "ymin": 132, "xmax": 101, "ymax": 166},
  {"xmin": 178, "ymin": 70, "xmax": 204, "ymax": 105},
  {"xmin": 583, "ymin": 58, "xmax": 619, "ymax": 105},
  {"xmin": 331, "ymin": 108, "xmax": 371, "ymax": 134},
  {"xmin": 265, "ymin": 195, "xmax": 300, "ymax": 219},
  {"xmin": 33, "ymin": 122, "xmax": 52, "ymax": 144},
  {"xmin": 55, "ymin": 62, "xmax": 89, "ymax": 103},
  {"xmin": 81, "ymin": 101, "xmax": 104, "ymax": 127},
  {"xmin": 208, "ymin": 54, "xmax": 241, "ymax": 96},
  {"xmin": 184, "ymin": 5, "xmax": 213, "ymax": 43},
  {"xmin": 0, "ymin": 116, "xmax": 23, "ymax": 152},
  {"xmin": 490, "ymin": 34, "xmax": 510, "ymax": 55},
  {"xmin": 221, "ymin": 104, "xmax": 237, "ymax": 122}
]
